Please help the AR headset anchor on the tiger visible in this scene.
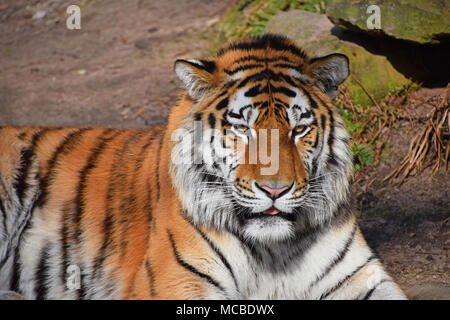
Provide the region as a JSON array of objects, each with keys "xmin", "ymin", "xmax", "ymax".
[{"xmin": 0, "ymin": 34, "xmax": 406, "ymax": 300}]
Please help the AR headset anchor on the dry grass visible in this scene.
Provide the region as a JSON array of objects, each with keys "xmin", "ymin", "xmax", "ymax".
[
  {"xmin": 384, "ymin": 85, "xmax": 449, "ymax": 184},
  {"xmin": 337, "ymin": 76, "xmax": 449, "ymax": 185}
]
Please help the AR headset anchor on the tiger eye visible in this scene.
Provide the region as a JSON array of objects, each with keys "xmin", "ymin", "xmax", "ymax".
[
  {"xmin": 293, "ymin": 125, "xmax": 308, "ymax": 135},
  {"xmin": 233, "ymin": 125, "xmax": 249, "ymax": 133}
]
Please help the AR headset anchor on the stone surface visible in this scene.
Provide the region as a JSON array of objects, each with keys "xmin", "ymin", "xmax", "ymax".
[
  {"xmin": 265, "ymin": 9, "xmax": 410, "ymax": 105},
  {"xmin": 326, "ymin": 0, "xmax": 450, "ymax": 44}
]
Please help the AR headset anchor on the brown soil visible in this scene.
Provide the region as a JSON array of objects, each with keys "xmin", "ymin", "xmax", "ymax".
[
  {"xmin": 0, "ymin": 0, "xmax": 448, "ymax": 298},
  {"xmin": 0, "ymin": 0, "xmax": 230, "ymax": 128}
]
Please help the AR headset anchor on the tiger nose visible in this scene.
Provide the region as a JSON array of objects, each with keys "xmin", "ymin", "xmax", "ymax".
[{"xmin": 256, "ymin": 183, "xmax": 290, "ymax": 199}]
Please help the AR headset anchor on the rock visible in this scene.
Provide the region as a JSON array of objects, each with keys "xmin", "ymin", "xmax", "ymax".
[
  {"xmin": 326, "ymin": 0, "xmax": 450, "ymax": 45},
  {"xmin": 407, "ymin": 283, "xmax": 450, "ymax": 300},
  {"xmin": 265, "ymin": 10, "xmax": 410, "ymax": 105},
  {"xmin": 206, "ymin": 16, "xmax": 220, "ymax": 28},
  {"xmin": 32, "ymin": 10, "xmax": 47, "ymax": 20}
]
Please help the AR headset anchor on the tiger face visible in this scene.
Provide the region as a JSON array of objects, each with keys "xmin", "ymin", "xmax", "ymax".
[{"xmin": 171, "ymin": 35, "xmax": 353, "ymax": 244}]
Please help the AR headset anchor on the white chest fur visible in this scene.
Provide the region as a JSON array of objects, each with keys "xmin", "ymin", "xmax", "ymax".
[{"xmin": 202, "ymin": 219, "xmax": 404, "ymax": 300}]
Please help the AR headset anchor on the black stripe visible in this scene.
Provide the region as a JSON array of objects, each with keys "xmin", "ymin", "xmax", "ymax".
[
  {"xmin": 14, "ymin": 149, "xmax": 34, "ymax": 205},
  {"xmin": 236, "ymin": 72, "xmax": 266, "ymax": 89},
  {"xmin": 302, "ymin": 88, "xmax": 319, "ymax": 109},
  {"xmin": 73, "ymin": 129, "xmax": 119, "ymax": 299},
  {"xmin": 320, "ymin": 255, "xmax": 376, "ymax": 299},
  {"xmin": 309, "ymin": 225, "xmax": 357, "ymax": 289},
  {"xmin": 244, "ymin": 84, "xmax": 261, "ymax": 97},
  {"xmin": 37, "ymin": 128, "xmax": 90, "ymax": 208},
  {"xmin": 177, "ymin": 59, "xmax": 216, "ymax": 74},
  {"xmin": 194, "ymin": 112, "xmax": 202, "ymax": 121},
  {"xmin": 220, "ymin": 80, "xmax": 237, "ymax": 91},
  {"xmin": 9, "ymin": 247, "xmax": 21, "ymax": 292},
  {"xmin": 198, "ymin": 59, "xmax": 216, "ymax": 74},
  {"xmin": 228, "ymin": 112, "xmax": 242, "ymax": 119},
  {"xmin": 224, "ymin": 64, "xmax": 263, "ymax": 75},
  {"xmin": 155, "ymin": 132, "xmax": 164, "ymax": 201},
  {"xmin": 273, "ymin": 63, "xmax": 301, "ymax": 70},
  {"xmin": 362, "ymin": 279, "xmax": 389, "ymax": 300},
  {"xmin": 272, "ymin": 85, "xmax": 296, "ymax": 97},
  {"xmin": 312, "ymin": 126, "xmax": 320, "ymax": 148},
  {"xmin": 273, "ymin": 108, "xmax": 284, "ymax": 121},
  {"xmin": 208, "ymin": 113, "xmax": 216, "ymax": 129},
  {"xmin": 13, "ymin": 129, "xmax": 49, "ymax": 206},
  {"xmin": 274, "ymin": 97, "xmax": 290, "ymax": 108},
  {"xmin": 182, "ymin": 216, "xmax": 239, "ymax": 292},
  {"xmin": 236, "ymin": 69, "xmax": 303, "ymax": 90},
  {"xmin": 216, "ymin": 97, "xmax": 229, "ymax": 110},
  {"xmin": 260, "ymin": 101, "xmax": 269, "ymax": 109},
  {"xmin": 320, "ymin": 114, "xmax": 327, "ymax": 134},
  {"xmin": 326, "ymin": 106, "xmax": 338, "ymax": 166},
  {"xmin": 261, "ymin": 84, "xmax": 270, "ymax": 94},
  {"xmin": 167, "ymin": 230, "xmax": 225, "ymax": 293},
  {"xmin": 201, "ymin": 232, "xmax": 238, "ymax": 292},
  {"xmin": 280, "ymin": 72, "xmax": 303, "ymax": 87},
  {"xmin": 145, "ymin": 259, "xmax": 156, "ymax": 297},
  {"xmin": 35, "ymin": 242, "xmax": 51, "ymax": 300},
  {"xmin": 60, "ymin": 202, "xmax": 71, "ymax": 291},
  {"xmin": 92, "ymin": 207, "xmax": 114, "ymax": 281},
  {"xmin": 311, "ymin": 114, "xmax": 327, "ymax": 177},
  {"xmin": 0, "ymin": 198, "xmax": 7, "ymax": 234},
  {"xmin": 230, "ymin": 55, "xmax": 293, "ymax": 64},
  {"xmin": 201, "ymin": 88, "xmax": 231, "ymax": 111},
  {"xmin": 145, "ymin": 177, "xmax": 153, "ymax": 226},
  {"xmin": 221, "ymin": 117, "xmax": 231, "ymax": 128}
]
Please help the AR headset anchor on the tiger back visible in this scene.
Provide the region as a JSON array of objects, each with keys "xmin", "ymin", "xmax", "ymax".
[{"xmin": 0, "ymin": 35, "xmax": 406, "ymax": 299}]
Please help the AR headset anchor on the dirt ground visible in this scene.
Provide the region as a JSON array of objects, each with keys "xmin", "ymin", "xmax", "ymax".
[
  {"xmin": 0, "ymin": 0, "xmax": 448, "ymax": 297},
  {"xmin": 0, "ymin": 0, "xmax": 230, "ymax": 128}
]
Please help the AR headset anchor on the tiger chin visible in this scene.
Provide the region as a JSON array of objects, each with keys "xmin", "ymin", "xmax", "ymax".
[{"xmin": 0, "ymin": 34, "xmax": 406, "ymax": 300}]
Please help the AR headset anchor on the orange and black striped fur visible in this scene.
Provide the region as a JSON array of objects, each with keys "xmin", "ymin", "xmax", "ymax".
[{"xmin": 0, "ymin": 35, "xmax": 406, "ymax": 299}]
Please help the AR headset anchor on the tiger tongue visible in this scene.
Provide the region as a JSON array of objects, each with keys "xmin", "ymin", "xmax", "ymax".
[{"xmin": 263, "ymin": 207, "xmax": 280, "ymax": 215}]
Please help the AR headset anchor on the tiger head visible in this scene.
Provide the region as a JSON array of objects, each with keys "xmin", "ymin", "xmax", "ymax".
[{"xmin": 170, "ymin": 35, "xmax": 353, "ymax": 244}]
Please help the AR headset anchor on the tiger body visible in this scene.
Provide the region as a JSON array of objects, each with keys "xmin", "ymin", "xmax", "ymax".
[{"xmin": 0, "ymin": 35, "xmax": 406, "ymax": 299}]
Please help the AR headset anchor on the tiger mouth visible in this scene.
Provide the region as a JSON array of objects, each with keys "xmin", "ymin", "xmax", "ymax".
[
  {"xmin": 241, "ymin": 207, "xmax": 297, "ymax": 221},
  {"xmin": 263, "ymin": 206, "xmax": 280, "ymax": 215}
]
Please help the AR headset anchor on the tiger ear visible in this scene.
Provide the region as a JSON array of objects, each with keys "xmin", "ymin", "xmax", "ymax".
[
  {"xmin": 306, "ymin": 53, "xmax": 349, "ymax": 99},
  {"xmin": 174, "ymin": 59, "xmax": 217, "ymax": 100}
]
